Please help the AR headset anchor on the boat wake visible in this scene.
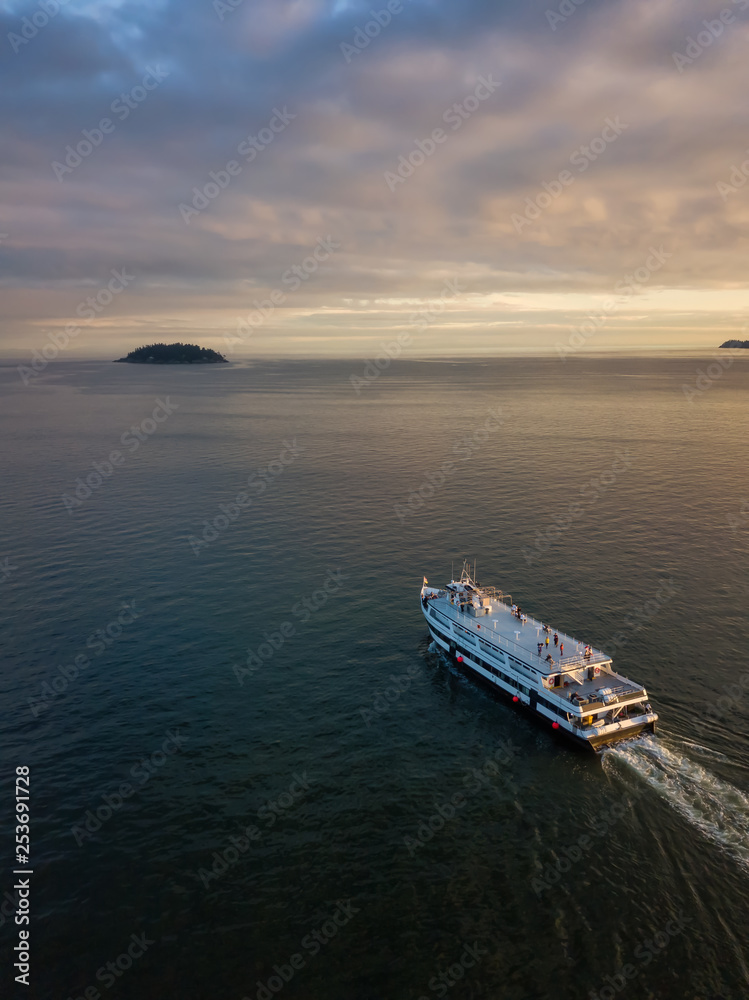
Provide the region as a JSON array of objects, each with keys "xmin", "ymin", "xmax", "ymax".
[{"xmin": 602, "ymin": 734, "xmax": 749, "ymax": 869}]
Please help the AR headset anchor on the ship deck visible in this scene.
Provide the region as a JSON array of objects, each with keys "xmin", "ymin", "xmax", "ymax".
[
  {"xmin": 428, "ymin": 592, "xmax": 647, "ymax": 707},
  {"xmin": 429, "ymin": 593, "xmax": 608, "ymax": 672}
]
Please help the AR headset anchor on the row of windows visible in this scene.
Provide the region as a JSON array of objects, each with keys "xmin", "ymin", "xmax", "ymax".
[
  {"xmin": 477, "ymin": 655, "xmax": 531, "ymax": 696},
  {"xmin": 540, "ymin": 700, "xmax": 569, "ymax": 719},
  {"xmin": 479, "ymin": 639, "xmax": 507, "ymax": 663},
  {"xmin": 431, "ymin": 608, "xmax": 519, "ymax": 667},
  {"xmin": 512, "ymin": 660, "xmax": 532, "ymax": 676},
  {"xmin": 430, "ymin": 619, "xmax": 529, "ymax": 695},
  {"xmin": 429, "ymin": 620, "xmax": 572, "ymax": 723},
  {"xmin": 428, "ymin": 606, "xmax": 551, "ymax": 681}
]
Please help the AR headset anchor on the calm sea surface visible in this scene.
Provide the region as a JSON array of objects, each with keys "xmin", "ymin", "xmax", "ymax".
[{"xmin": 1, "ymin": 355, "xmax": 748, "ymax": 1000}]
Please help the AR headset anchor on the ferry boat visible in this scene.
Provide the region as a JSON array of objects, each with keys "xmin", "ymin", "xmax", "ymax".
[{"xmin": 421, "ymin": 563, "xmax": 657, "ymax": 750}]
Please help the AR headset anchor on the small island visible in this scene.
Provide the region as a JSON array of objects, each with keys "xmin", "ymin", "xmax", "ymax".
[
  {"xmin": 114, "ymin": 342, "xmax": 228, "ymax": 364},
  {"xmin": 719, "ymin": 340, "xmax": 749, "ymax": 349}
]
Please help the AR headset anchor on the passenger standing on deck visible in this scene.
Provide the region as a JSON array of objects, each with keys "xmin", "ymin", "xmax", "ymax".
[
  {"xmin": 554, "ymin": 632, "xmax": 559, "ymax": 646},
  {"xmin": 537, "ymin": 642, "xmax": 543, "ymax": 656},
  {"xmin": 545, "ymin": 636, "xmax": 550, "ymax": 648},
  {"xmin": 560, "ymin": 643, "xmax": 564, "ymax": 657}
]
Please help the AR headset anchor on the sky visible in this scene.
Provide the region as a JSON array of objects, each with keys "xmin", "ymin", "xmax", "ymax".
[{"xmin": 2, "ymin": 0, "xmax": 749, "ymax": 359}]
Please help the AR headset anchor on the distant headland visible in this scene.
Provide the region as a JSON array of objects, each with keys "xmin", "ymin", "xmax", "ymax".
[
  {"xmin": 719, "ymin": 340, "xmax": 749, "ymax": 349},
  {"xmin": 114, "ymin": 342, "xmax": 228, "ymax": 364}
]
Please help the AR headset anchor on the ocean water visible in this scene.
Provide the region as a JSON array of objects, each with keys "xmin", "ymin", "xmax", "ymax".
[{"xmin": 1, "ymin": 354, "xmax": 748, "ymax": 1000}]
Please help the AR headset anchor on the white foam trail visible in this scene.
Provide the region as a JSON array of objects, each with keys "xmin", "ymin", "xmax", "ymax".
[
  {"xmin": 603, "ymin": 735, "xmax": 749, "ymax": 868},
  {"xmin": 679, "ymin": 739, "xmax": 731, "ymax": 763}
]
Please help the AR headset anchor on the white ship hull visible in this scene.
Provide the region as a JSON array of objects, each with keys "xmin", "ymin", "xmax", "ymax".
[{"xmin": 421, "ymin": 567, "xmax": 657, "ymax": 751}]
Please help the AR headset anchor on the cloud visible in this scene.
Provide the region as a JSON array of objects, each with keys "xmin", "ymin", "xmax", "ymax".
[{"xmin": 1, "ymin": 0, "xmax": 748, "ymax": 355}]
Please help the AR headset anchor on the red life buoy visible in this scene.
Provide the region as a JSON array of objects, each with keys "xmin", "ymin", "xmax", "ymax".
[
  {"xmin": 512, "ymin": 695, "xmax": 519, "ymax": 702},
  {"xmin": 552, "ymin": 722, "xmax": 559, "ymax": 729},
  {"xmin": 456, "ymin": 655, "xmax": 463, "ymax": 663}
]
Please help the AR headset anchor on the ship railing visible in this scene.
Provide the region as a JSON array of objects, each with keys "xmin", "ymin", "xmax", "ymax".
[
  {"xmin": 442, "ymin": 607, "xmax": 579, "ymax": 673},
  {"xmin": 451, "ymin": 587, "xmax": 512, "ymax": 606},
  {"xmin": 435, "ymin": 597, "xmax": 611, "ymax": 675},
  {"xmin": 477, "ymin": 587, "xmax": 512, "ymax": 604},
  {"xmin": 606, "ymin": 685, "xmax": 646, "ymax": 703},
  {"xmin": 547, "ymin": 682, "xmax": 646, "ymax": 709},
  {"xmin": 558, "ymin": 651, "xmax": 610, "ymax": 669},
  {"xmin": 459, "ymin": 617, "xmax": 553, "ymax": 665},
  {"xmin": 482, "ymin": 602, "xmax": 613, "ymax": 668}
]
